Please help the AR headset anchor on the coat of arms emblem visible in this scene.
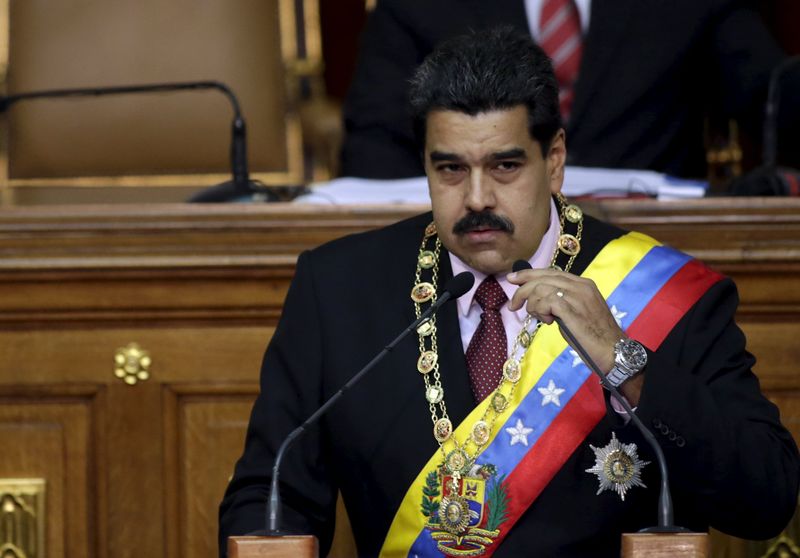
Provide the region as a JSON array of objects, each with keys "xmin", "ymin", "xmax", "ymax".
[{"xmin": 420, "ymin": 463, "xmax": 509, "ymax": 557}]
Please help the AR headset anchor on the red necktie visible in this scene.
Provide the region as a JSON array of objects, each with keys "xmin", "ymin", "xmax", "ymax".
[
  {"xmin": 466, "ymin": 277, "xmax": 508, "ymax": 402},
  {"xmin": 540, "ymin": 0, "xmax": 583, "ymax": 121}
]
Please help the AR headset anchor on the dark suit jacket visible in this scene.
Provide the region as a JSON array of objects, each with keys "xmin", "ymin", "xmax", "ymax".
[
  {"xmin": 341, "ymin": 0, "xmax": 787, "ymax": 180},
  {"xmin": 219, "ymin": 212, "xmax": 799, "ymax": 557}
]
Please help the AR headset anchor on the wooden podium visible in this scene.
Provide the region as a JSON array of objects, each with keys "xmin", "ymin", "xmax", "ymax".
[
  {"xmin": 0, "ymin": 200, "xmax": 795, "ymax": 556},
  {"xmin": 622, "ymin": 533, "xmax": 709, "ymax": 557},
  {"xmin": 228, "ymin": 532, "xmax": 708, "ymax": 557},
  {"xmin": 228, "ymin": 535, "xmax": 318, "ymax": 558}
]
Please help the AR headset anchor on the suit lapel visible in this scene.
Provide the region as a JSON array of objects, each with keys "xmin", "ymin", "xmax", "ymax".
[{"xmin": 568, "ymin": 0, "xmax": 637, "ymax": 130}]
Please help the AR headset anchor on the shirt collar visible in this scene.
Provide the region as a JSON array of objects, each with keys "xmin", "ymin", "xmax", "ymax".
[{"xmin": 449, "ymin": 197, "xmax": 561, "ymax": 321}]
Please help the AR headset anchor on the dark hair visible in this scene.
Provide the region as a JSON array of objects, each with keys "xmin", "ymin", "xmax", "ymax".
[{"xmin": 409, "ymin": 26, "xmax": 562, "ymax": 155}]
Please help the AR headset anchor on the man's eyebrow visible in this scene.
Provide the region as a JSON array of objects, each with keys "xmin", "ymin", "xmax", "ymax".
[
  {"xmin": 429, "ymin": 151, "xmax": 462, "ymax": 162},
  {"xmin": 429, "ymin": 149, "xmax": 527, "ymax": 162},
  {"xmin": 488, "ymin": 148, "xmax": 527, "ymax": 161}
]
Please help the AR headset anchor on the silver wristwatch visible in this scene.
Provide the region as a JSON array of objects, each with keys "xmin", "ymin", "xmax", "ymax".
[{"xmin": 605, "ymin": 338, "xmax": 648, "ymax": 389}]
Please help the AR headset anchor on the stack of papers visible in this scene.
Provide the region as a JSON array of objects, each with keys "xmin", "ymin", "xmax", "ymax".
[
  {"xmin": 293, "ymin": 166, "xmax": 707, "ymax": 205},
  {"xmin": 561, "ymin": 167, "xmax": 707, "ymax": 200}
]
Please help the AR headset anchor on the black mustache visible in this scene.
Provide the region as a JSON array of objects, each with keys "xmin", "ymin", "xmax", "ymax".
[{"xmin": 452, "ymin": 211, "xmax": 514, "ymax": 235}]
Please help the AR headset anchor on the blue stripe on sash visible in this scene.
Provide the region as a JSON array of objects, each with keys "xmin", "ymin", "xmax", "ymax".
[{"xmin": 604, "ymin": 246, "xmax": 690, "ymax": 331}]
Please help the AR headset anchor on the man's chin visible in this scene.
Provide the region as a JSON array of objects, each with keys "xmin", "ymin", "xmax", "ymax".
[{"xmin": 458, "ymin": 250, "xmax": 513, "ymax": 276}]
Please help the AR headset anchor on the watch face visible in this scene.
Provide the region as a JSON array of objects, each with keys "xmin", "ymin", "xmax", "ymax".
[{"xmin": 620, "ymin": 340, "xmax": 647, "ymax": 370}]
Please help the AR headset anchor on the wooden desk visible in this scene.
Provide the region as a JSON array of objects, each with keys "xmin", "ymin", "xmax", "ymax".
[{"xmin": 0, "ymin": 199, "xmax": 797, "ymax": 558}]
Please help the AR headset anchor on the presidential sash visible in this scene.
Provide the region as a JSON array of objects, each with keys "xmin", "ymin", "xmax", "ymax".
[{"xmin": 380, "ymin": 232, "xmax": 723, "ymax": 558}]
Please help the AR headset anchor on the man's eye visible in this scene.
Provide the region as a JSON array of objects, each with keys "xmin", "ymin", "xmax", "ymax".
[
  {"xmin": 438, "ymin": 164, "xmax": 464, "ymax": 173},
  {"xmin": 495, "ymin": 161, "xmax": 520, "ymax": 172}
]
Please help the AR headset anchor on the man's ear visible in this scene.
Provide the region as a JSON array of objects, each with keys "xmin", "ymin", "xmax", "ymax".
[{"xmin": 547, "ymin": 129, "xmax": 567, "ymax": 194}]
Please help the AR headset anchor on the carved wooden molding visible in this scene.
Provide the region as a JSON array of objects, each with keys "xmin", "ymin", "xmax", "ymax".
[{"xmin": 0, "ymin": 479, "xmax": 45, "ymax": 558}]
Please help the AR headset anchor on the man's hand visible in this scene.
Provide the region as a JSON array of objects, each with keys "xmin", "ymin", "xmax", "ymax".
[{"xmin": 507, "ymin": 268, "xmax": 643, "ymax": 404}]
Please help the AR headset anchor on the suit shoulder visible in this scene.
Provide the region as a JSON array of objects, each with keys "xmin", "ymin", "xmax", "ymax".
[{"xmin": 308, "ymin": 212, "xmax": 432, "ymax": 266}]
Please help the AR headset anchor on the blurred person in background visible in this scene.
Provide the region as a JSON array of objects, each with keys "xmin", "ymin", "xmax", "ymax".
[{"xmin": 341, "ymin": 0, "xmax": 799, "ymax": 181}]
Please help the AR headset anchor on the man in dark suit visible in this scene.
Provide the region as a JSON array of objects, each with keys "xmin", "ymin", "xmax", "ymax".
[
  {"xmin": 220, "ymin": 28, "xmax": 798, "ymax": 557},
  {"xmin": 341, "ymin": 0, "xmax": 791, "ymax": 180}
]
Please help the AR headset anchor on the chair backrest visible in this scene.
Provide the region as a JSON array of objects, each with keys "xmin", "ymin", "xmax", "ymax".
[{"xmin": 0, "ymin": 0, "xmax": 324, "ymax": 204}]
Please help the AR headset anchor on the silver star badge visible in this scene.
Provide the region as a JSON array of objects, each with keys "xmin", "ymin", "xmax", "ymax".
[{"xmin": 586, "ymin": 433, "xmax": 650, "ymax": 501}]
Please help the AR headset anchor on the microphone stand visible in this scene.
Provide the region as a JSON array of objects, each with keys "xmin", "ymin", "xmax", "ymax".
[
  {"xmin": 0, "ymin": 81, "xmax": 274, "ymax": 201},
  {"xmin": 266, "ymin": 272, "xmax": 475, "ymax": 535},
  {"xmin": 554, "ymin": 317, "xmax": 686, "ymax": 532},
  {"xmin": 763, "ymin": 55, "xmax": 800, "ymax": 169},
  {"xmin": 511, "ymin": 258, "xmax": 682, "ymax": 530},
  {"xmin": 511, "ymin": 258, "xmax": 709, "ymax": 556},
  {"xmin": 559, "ymin": 321, "xmax": 712, "ymax": 556},
  {"xmin": 729, "ymin": 55, "xmax": 800, "ymax": 196}
]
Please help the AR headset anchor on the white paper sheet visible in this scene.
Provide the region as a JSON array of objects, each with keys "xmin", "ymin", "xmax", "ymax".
[{"xmin": 293, "ymin": 166, "xmax": 707, "ymax": 205}]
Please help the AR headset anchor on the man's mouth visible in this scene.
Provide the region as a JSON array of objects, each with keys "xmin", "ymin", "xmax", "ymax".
[{"xmin": 469, "ymin": 226, "xmax": 498, "ymax": 232}]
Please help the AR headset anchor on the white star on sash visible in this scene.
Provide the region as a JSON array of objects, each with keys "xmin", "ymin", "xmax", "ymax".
[
  {"xmin": 505, "ymin": 418, "xmax": 534, "ymax": 446},
  {"xmin": 538, "ymin": 379, "xmax": 565, "ymax": 407},
  {"xmin": 610, "ymin": 305, "xmax": 628, "ymax": 328},
  {"xmin": 569, "ymin": 349, "xmax": 583, "ymax": 368}
]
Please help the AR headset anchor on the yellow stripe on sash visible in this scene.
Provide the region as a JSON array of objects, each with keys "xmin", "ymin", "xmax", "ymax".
[{"xmin": 379, "ymin": 231, "xmax": 661, "ymax": 557}]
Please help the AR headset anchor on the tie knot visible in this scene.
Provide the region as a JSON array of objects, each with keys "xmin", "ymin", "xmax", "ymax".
[{"xmin": 474, "ymin": 276, "xmax": 507, "ymax": 312}]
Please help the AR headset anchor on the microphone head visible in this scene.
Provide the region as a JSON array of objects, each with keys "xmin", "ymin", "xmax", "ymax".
[
  {"xmin": 512, "ymin": 259, "xmax": 532, "ymax": 272},
  {"xmin": 444, "ymin": 271, "xmax": 475, "ymax": 299}
]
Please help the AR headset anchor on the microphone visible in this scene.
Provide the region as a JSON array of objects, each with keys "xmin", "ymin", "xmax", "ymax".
[
  {"xmin": 265, "ymin": 271, "xmax": 475, "ymax": 535},
  {"xmin": 0, "ymin": 81, "xmax": 278, "ymax": 202},
  {"xmin": 729, "ymin": 55, "xmax": 800, "ymax": 196},
  {"xmin": 512, "ymin": 259, "xmax": 687, "ymax": 532}
]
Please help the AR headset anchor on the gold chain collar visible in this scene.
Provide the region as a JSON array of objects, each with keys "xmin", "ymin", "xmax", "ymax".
[{"xmin": 410, "ymin": 193, "xmax": 584, "ymax": 481}]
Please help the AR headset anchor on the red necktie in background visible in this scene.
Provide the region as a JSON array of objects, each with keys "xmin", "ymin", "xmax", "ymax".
[
  {"xmin": 540, "ymin": 0, "xmax": 583, "ymax": 121},
  {"xmin": 466, "ymin": 276, "xmax": 508, "ymax": 402}
]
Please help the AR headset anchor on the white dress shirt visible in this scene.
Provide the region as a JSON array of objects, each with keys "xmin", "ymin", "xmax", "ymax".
[{"xmin": 450, "ymin": 198, "xmax": 560, "ymax": 356}]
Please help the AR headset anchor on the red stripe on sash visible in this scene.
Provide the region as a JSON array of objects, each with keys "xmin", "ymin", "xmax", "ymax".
[
  {"xmin": 629, "ymin": 259, "xmax": 723, "ymax": 350},
  {"xmin": 484, "ymin": 379, "xmax": 605, "ymax": 553}
]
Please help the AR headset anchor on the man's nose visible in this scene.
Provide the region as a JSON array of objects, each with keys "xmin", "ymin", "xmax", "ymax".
[{"xmin": 464, "ymin": 171, "xmax": 496, "ymax": 212}]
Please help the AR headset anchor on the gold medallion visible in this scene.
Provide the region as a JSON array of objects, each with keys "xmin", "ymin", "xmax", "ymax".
[
  {"xmin": 503, "ymin": 358, "xmax": 521, "ymax": 383},
  {"xmin": 558, "ymin": 233, "xmax": 581, "ymax": 256},
  {"xmin": 471, "ymin": 420, "xmax": 491, "ymax": 446},
  {"xmin": 411, "ymin": 282, "xmax": 435, "ymax": 303},
  {"xmin": 417, "ymin": 351, "xmax": 438, "ymax": 374},
  {"xmin": 418, "ymin": 250, "xmax": 436, "ymax": 269},
  {"xmin": 491, "ymin": 392, "xmax": 508, "ymax": 413},
  {"xmin": 565, "ymin": 204, "xmax": 583, "ymax": 223},
  {"xmin": 519, "ymin": 329, "xmax": 532, "ymax": 348},
  {"xmin": 434, "ymin": 418, "xmax": 453, "ymax": 443},
  {"xmin": 424, "ymin": 222, "xmax": 437, "ymax": 238},
  {"xmin": 438, "ymin": 494, "xmax": 471, "ymax": 535},
  {"xmin": 444, "ymin": 449, "xmax": 470, "ymax": 475},
  {"xmin": 417, "ymin": 319, "xmax": 435, "ymax": 337},
  {"xmin": 426, "ymin": 385, "xmax": 444, "ymax": 404}
]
